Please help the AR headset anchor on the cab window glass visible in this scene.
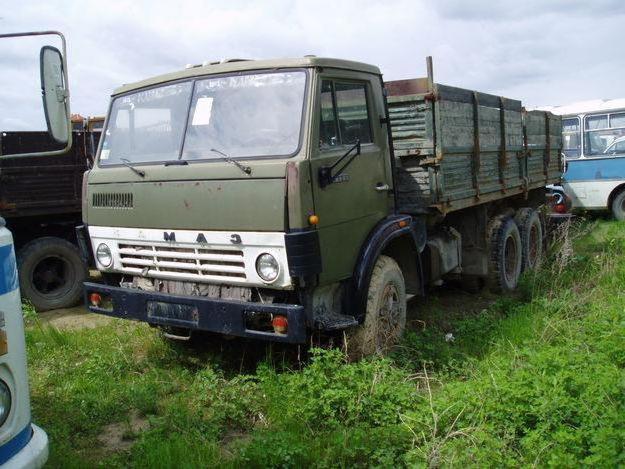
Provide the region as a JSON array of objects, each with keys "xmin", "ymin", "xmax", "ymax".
[
  {"xmin": 318, "ymin": 79, "xmax": 372, "ymax": 149},
  {"xmin": 319, "ymin": 80, "xmax": 338, "ymax": 148},
  {"xmin": 335, "ymin": 82, "xmax": 372, "ymax": 144}
]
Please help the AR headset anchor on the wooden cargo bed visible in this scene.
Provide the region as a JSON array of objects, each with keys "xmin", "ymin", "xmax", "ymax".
[{"xmin": 385, "ymin": 78, "xmax": 562, "ymax": 214}]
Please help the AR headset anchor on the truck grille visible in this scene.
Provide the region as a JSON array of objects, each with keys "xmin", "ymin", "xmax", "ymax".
[
  {"xmin": 118, "ymin": 243, "xmax": 246, "ymax": 282},
  {"xmin": 92, "ymin": 192, "xmax": 134, "ymax": 209}
]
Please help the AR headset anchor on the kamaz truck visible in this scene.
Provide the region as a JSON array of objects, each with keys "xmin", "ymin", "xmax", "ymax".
[{"xmin": 81, "ymin": 56, "xmax": 561, "ymax": 356}]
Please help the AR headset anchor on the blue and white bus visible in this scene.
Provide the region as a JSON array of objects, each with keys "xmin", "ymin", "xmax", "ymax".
[{"xmin": 545, "ymin": 99, "xmax": 625, "ymax": 220}]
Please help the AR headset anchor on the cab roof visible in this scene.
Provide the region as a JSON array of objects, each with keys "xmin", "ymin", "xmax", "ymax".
[{"xmin": 112, "ymin": 57, "xmax": 381, "ymax": 96}]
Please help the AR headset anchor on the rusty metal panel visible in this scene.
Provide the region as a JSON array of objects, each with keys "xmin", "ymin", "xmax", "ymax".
[
  {"xmin": 524, "ymin": 110, "xmax": 562, "ymax": 185},
  {"xmin": 385, "ymin": 78, "xmax": 430, "ymax": 97},
  {"xmin": 387, "ymin": 79, "xmax": 561, "ymax": 216},
  {"xmin": 0, "ymin": 131, "xmax": 93, "ymax": 218}
]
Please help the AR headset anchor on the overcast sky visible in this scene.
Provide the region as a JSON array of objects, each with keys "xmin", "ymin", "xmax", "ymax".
[{"xmin": 2, "ymin": 0, "xmax": 624, "ymax": 129}]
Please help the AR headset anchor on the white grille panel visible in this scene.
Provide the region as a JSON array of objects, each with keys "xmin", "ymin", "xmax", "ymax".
[
  {"xmin": 118, "ymin": 243, "xmax": 246, "ymax": 280},
  {"xmin": 88, "ymin": 226, "xmax": 293, "ymax": 289}
]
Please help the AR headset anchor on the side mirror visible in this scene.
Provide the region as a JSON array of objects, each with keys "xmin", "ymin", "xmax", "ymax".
[
  {"xmin": 40, "ymin": 46, "xmax": 69, "ymax": 144},
  {"xmin": 0, "ymin": 30, "xmax": 72, "ymax": 157}
]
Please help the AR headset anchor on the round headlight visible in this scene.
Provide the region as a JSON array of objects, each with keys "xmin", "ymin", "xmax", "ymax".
[
  {"xmin": 0, "ymin": 380, "xmax": 12, "ymax": 427},
  {"xmin": 96, "ymin": 243, "xmax": 113, "ymax": 268},
  {"xmin": 256, "ymin": 253, "xmax": 279, "ymax": 282}
]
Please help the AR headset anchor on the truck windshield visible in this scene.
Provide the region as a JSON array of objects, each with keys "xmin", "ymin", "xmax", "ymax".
[{"xmin": 99, "ymin": 71, "xmax": 306, "ymax": 165}]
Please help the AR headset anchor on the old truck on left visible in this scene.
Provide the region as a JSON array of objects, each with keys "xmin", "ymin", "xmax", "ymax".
[
  {"xmin": 0, "ymin": 115, "xmax": 101, "ymax": 312},
  {"xmin": 0, "ymin": 29, "xmax": 78, "ymax": 467}
]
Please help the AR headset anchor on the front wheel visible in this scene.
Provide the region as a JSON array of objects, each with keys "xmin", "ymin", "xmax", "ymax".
[{"xmin": 345, "ymin": 255, "xmax": 407, "ymax": 360}]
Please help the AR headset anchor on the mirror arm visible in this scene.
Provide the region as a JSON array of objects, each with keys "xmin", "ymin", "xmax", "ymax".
[{"xmin": 318, "ymin": 139, "xmax": 361, "ymax": 188}]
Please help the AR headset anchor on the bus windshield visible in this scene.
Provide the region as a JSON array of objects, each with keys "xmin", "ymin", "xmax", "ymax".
[{"xmin": 99, "ymin": 71, "xmax": 307, "ymax": 165}]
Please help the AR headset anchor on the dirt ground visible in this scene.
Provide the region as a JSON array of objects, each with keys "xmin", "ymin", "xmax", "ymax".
[{"xmin": 38, "ymin": 304, "xmax": 113, "ymax": 330}]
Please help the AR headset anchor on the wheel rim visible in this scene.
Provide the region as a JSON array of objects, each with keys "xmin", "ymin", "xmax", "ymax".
[
  {"xmin": 528, "ymin": 223, "xmax": 540, "ymax": 267},
  {"xmin": 31, "ymin": 254, "xmax": 75, "ymax": 300},
  {"xmin": 376, "ymin": 283, "xmax": 402, "ymax": 352},
  {"xmin": 504, "ymin": 234, "xmax": 519, "ymax": 283}
]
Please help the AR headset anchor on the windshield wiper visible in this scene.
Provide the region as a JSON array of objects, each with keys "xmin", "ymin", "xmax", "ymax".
[
  {"xmin": 119, "ymin": 158, "xmax": 146, "ymax": 178},
  {"xmin": 164, "ymin": 160, "xmax": 189, "ymax": 166},
  {"xmin": 210, "ymin": 148, "xmax": 252, "ymax": 175}
]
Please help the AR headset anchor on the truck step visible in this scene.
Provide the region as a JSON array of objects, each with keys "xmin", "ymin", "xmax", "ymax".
[{"xmin": 314, "ymin": 313, "xmax": 358, "ymax": 331}]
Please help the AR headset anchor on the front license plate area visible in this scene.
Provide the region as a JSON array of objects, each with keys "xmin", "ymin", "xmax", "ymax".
[{"xmin": 147, "ymin": 301, "xmax": 199, "ymax": 325}]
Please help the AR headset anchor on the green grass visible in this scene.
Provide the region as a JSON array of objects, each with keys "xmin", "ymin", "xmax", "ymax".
[{"xmin": 26, "ymin": 219, "xmax": 625, "ymax": 467}]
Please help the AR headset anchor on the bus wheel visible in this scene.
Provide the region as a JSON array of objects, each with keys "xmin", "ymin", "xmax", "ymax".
[
  {"xmin": 346, "ymin": 255, "xmax": 406, "ymax": 360},
  {"xmin": 611, "ymin": 190, "xmax": 625, "ymax": 221},
  {"xmin": 515, "ymin": 208, "xmax": 543, "ymax": 272},
  {"xmin": 488, "ymin": 216, "xmax": 522, "ymax": 292}
]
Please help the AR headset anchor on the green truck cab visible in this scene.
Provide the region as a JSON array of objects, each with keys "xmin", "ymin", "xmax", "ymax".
[{"xmin": 80, "ymin": 57, "xmax": 561, "ymax": 356}]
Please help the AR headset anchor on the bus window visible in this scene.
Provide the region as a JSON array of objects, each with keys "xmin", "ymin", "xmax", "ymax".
[
  {"xmin": 610, "ymin": 112, "xmax": 625, "ymax": 128},
  {"xmin": 562, "ymin": 117, "xmax": 581, "ymax": 158},
  {"xmin": 604, "ymin": 137, "xmax": 625, "ymax": 155},
  {"xmin": 584, "ymin": 112, "xmax": 625, "ymax": 157}
]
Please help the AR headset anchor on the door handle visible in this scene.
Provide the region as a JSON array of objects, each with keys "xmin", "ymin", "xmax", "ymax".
[{"xmin": 375, "ymin": 183, "xmax": 390, "ymax": 192}]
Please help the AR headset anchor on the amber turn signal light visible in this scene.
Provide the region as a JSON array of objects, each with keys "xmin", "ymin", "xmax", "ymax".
[{"xmin": 308, "ymin": 214, "xmax": 319, "ymax": 225}]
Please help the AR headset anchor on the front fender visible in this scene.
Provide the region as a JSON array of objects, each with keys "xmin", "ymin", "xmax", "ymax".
[{"xmin": 350, "ymin": 214, "xmax": 426, "ymax": 322}]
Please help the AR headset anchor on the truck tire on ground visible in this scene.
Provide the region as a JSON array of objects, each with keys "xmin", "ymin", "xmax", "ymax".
[
  {"xmin": 488, "ymin": 216, "xmax": 522, "ymax": 292},
  {"xmin": 515, "ymin": 208, "xmax": 543, "ymax": 272},
  {"xmin": 611, "ymin": 190, "xmax": 625, "ymax": 221},
  {"xmin": 345, "ymin": 255, "xmax": 406, "ymax": 360},
  {"xmin": 18, "ymin": 237, "xmax": 87, "ymax": 312}
]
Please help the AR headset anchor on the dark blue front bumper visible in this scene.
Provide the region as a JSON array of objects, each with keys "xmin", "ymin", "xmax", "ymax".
[{"xmin": 84, "ymin": 282, "xmax": 307, "ymax": 343}]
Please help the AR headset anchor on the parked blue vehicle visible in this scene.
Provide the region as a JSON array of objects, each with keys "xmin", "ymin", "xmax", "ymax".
[{"xmin": 545, "ymin": 99, "xmax": 625, "ymax": 220}]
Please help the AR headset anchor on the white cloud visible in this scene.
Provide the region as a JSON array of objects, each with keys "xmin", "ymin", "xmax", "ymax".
[{"xmin": 1, "ymin": 0, "xmax": 624, "ymax": 129}]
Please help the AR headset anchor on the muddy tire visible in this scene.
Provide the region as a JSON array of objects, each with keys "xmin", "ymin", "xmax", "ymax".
[
  {"xmin": 611, "ymin": 190, "xmax": 625, "ymax": 221},
  {"xmin": 345, "ymin": 255, "xmax": 406, "ymax": 360},
  {"xmin": 488, "ymin": 216, "xmax": 522, "ymax": 292},
  {"xmin": 18, "ymin": 237, "xmax": 87, "ymax": 312},
  {"xmin": 515, "ymin": 208, "xmax": 543, "ymax": 272}
]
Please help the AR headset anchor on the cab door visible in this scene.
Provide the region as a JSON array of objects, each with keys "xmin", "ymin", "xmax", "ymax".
[{"xmin": 309, "ymin": 71, "xmax": 393, "ymax": 285}]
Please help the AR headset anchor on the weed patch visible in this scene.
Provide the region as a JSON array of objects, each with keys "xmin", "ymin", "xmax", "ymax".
[{"xmin": 27, "ymin": 219, "xmax": 625, "ymax": 467}]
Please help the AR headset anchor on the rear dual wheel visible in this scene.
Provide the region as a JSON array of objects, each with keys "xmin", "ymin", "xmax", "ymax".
[
  {"xmin": 488, "ymin": 215, "xmax": 523, "ymax": 292},
  {"xmin": 489, "ymin": 209, "xmax": 544, "ymax": 292},
  {"xmin": 515, "ymin": 208, "xmax": 543, "ymax": 272}
]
